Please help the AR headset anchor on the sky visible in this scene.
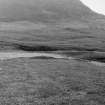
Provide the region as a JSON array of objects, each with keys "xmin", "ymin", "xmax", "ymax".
[{"xmin": 80, "ymin": 0, "xmax": 105, "ymax": 15}]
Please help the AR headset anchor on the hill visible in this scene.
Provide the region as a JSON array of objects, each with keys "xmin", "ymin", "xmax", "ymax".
[{"xmin": 0, "ymin": 0, "xmax": 105, "ymax": 52}]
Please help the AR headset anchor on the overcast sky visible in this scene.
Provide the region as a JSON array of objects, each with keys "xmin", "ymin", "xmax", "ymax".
[{"xmin": 80, "ymin": 0, "xmax": 105, "ymax": 15}]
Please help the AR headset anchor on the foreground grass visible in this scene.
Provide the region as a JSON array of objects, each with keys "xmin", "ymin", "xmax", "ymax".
[{"xmin": 0, "ymin": 58, "xmax": 104, "ymax": 105}]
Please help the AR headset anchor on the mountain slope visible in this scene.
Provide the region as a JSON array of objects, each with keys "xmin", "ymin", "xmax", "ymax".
[
  {"xmin": 0, "ymin": 0, "xmax": 105, "ymax": 52},
  {"xmin": 0, "ymin": 0, "xmax": 100, "ymax": 22}
]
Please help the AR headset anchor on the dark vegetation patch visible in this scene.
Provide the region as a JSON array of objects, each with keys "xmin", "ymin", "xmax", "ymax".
[
  {"xmin": 0, "ymin": 40, "xmax": 105, "ymax": 52},
  {"xmin": 30, "ymin": 56, "xmax": 56, "ymax": 59},
  {"xmin": 16, "ymin": 44, "xmax": 59, "ymax": 51},
  {"xmin": 0, "ymin": 41, "xmax": 59, "ymax": 51},
  {"xmin": 78, "ymin": 53, "xmax": 105, "ymax": 63},
  {"xmin": 86, "ymin": 57, "xmax": 105, "ymax": 63},
  {"xmin": 14, "ymin": 44, "xmax": 105, "ymax": 52},
  {"xmin": 61, "ymin": 50, "xmax": 105, "ymax": 63}
]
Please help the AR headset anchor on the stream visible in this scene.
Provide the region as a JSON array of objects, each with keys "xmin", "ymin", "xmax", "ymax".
[{"xmin": 0, "ymin": 51, "xmax": 104, "ymax": 67}]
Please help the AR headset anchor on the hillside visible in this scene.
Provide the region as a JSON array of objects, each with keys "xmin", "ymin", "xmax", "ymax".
[
  {"xmin": 0, "ymin": 0, "xmax": 104, "ymax": 53},
  {"xmin": 0, "ymin": 0, "xmax": 97, "ymax": 22}
]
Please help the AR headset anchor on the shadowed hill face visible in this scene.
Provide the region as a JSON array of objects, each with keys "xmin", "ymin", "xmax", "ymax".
[{"xmin": 0, "ymin": 0, "xmax": 97, "ymax": 22}]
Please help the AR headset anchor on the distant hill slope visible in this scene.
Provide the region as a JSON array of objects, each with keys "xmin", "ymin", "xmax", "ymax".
[
  {"xmin": 0, "ymin": 0, "xmax": 105, "ymax": 51},
  {"xmin": 0, "ymin": 0, "xmax": 103, "ymax": 23},
  {"xmin": 0, "ymin": 0, "xmax": 104, "ymax": 29}
]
